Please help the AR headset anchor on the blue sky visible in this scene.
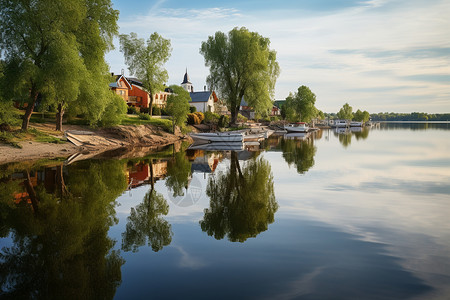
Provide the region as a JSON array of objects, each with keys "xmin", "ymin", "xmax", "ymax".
[{"xmin": 106, "ymin": 0, "xmax": 450, "ymax": 113}]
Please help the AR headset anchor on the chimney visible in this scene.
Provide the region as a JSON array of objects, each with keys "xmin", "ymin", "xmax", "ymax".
[{"xmin": 111, "ymin": 72, "xmax": 114, "ymax": 76}]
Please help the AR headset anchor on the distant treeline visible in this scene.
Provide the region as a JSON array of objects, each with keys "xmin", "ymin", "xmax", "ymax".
[{"xmin": 370, "ymin": 112, "xmax": 450, "ymax": 121}]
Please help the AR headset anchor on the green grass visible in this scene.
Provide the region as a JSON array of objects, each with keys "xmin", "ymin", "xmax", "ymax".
[
  {"xmin": 28, "ymin": 128, "xmax": 66, "ymax": 144},
  {"xmin": 0, "ymin": 131, "xmax": 23, "ymax": 148},
  {"xmin": 121, "ymin": 115, "xmax": 173, "ymax": 132}
]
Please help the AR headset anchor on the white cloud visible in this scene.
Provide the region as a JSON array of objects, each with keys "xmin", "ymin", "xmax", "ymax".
[{"xmin": 107, "ymin": 0, "xmax": 450, "ymax": 113}]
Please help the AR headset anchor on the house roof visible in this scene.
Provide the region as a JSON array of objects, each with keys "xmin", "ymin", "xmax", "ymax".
[
  {"xmin": 240, "ymin": 97, "xmax": 248, "ymax": 107},
  {"xmin": 190, "ymin": 91, "xmax": 215, "ymax": 103},
  {"xmin": 109, "ymin": 74, "xmax": 132, "ymax": 89}
]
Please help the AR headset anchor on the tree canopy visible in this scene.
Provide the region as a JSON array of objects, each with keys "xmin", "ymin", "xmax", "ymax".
[
  {"xmin": 337, "ymin": 103, "xmax": 354, "ymax": 120},
  {"xmin": 284, "ymin": 85, "xmax": 318, "ymax": 122},
  {"xmin": 200, "ymin": 27, "xmax": 280, "ymax": 124},
  {"xmin": 0, "ymin": 0, "xmax": 120, "ymax": 130},
  {"xmin": 166, "ymin": 85, "xmax": 191, "ymax": 132},
  {"xmin": 119, "ymin": 32, "xmax": 172, "ymax": 117}
]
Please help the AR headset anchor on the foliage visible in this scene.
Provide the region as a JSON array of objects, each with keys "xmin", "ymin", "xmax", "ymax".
[
  {"xmin": 200, "ymin": 153, "xmax": 278, "ymax": 242},
  {"xmin": 204, "ymin": 112, "xmax": 220, "ymax": 124},
  {"xmin": 97, "ymin": 93, "xmax": 127, "ymax": 127},
  {"xmin": 353, "ymin": 109, "xmax": 370, "ymax": 122},
  {"xmin": 121, "ymin": 115, "xmax": 172, "ymax": 132},
  {"xmin": 119, "ymin": 32, "xmax": 172, "ymax": 117},
  {"xmin": 165, "ymin": 85, "xmax": 191, "ymax": 131},
  {"xmin": 152, "ymin": 106, "xmax": 161, "ymax": 116},
  {"xmin": 127, "ymin": 106, "xmax": 138, "ymax": 114},
  {"xmin": 337, "ymin": 103, "xmax": 354, "ymax": 120},
  {"xmin": 194, "ymin": 112, "xmax": 205, "ymax": 123},
  {"xmin": 0, "ymin": 101, "xmax": 21, "ymax": 127},
  {"xmin": 139, "ymin": 113, "xmax": 151, "ymax": 120},
  {"xmin": 0, "ymin": 0, "xmax": 119, "ymax": 130},
  {"xmin": 200, "ymin": 27, "xmax": 280, "ymax": 124},
  {"xmin": 187, "ymin": 113, "xmax": 201, "ymax": 125},
  {"xmin": 218, "ymin": 115, "xmax": 230, "ymax": 128},
  {"xmin": 370, "ymin": 112, "xmax": 450, "ymax": 121},
  {"xmin": 237, "ymin": 113, "xmax": 248, "ymax": 123},
  {"xmin": 284, "ymin": 86, "xmax": 318, "ymax": 123},
  {"xmin": 189, "ymin": 106, "xmax": 197, "ymax": 113}
]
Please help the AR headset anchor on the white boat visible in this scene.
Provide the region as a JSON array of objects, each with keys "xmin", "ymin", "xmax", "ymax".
[
  {"xmin": 190, "ymin": 132, "xmax": 244, "ymax": 143},
  {"xmin": 350, "ymin": 121, "xmax": 363, "ymax": 127},
  {"xmin": 188, "ymin": 141, "xmax": 244, "ymax": 151},
  {"xmin": 284, "ymin": 122, "xmax": 309, "ymax": 133},
  {"xmin": 332, "ymin": 120, "xmax": 349, "ymax": 128}
]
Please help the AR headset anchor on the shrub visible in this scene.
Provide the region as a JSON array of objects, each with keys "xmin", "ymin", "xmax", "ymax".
[
  {"xmin": 189, "ymin": 106, "xmax": 197, "ymax": 113},
  {"xmin": 218, "ymin": 115, "xmax": 230, "ymax": 128},
  {"xmin": 140, "ymin": 107, "xmax": 150, "ymax": 114},
  {"xmin": 237, "ymin": 113, "xmax": 248, "ymax": 123},
  {"xmin": 161, "ymin": 107, "xmax": 168, "ymax": 115},
  {"xmin": 127, "ymin": 106, "xmax": 138, "ymax": 114},
  {"xmin": 194, "ymin": 112, "xmax": 204, "ymax": 123},
  {"xmin": 187, "ymin": 113, "xmax": 201, "ymax": 125},
  {"xmin": 204, "ymin": 111, "xmax": 220, "ymax": 124},
  {"xmin": 139, "ymin": 113, "xmax": 151, "ymax": 120},
  {"xmin": 152, "ymin": 106, "xmax": 161, "ymax": 116}
]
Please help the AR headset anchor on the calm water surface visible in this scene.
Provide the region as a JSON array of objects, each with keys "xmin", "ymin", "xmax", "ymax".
[{"xmin": 1, "ymin": 122, "xmax": 449, "ymax": 299}]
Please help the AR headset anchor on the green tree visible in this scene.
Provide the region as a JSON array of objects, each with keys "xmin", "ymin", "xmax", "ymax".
[
  {"xmin": 200, "ymin": 153, "xmax": 278, "ymax": 242},
  {"xmin": 200, "ymin": 27, "xmax": 280, "ymax": 125},
  {"xmin": 337, "ymin": 103, "xmax": 354, "ymax": 120},
  {"xmin": 0, "ymin": 0, "xmax": 120, "ymax": 131},
  {"xmin": 284, "ymin": 85, "xmax": 318, "ymax": 122},
  {"xmin": 166, "ymin": 85, "xmax": 191, "ymax": 132},
  {"xmin": 119, "ymin": 32, "xmax": 172, "ymax": 117}
]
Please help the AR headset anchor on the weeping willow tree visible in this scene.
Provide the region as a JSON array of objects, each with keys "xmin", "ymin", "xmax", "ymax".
[
  {"xmin": 0, "ymin": 0, "xmax": 124, "ymax": 131},
  {"xmin": 200, "ymin": 27, "xmax": 280, "ymax": 124}
]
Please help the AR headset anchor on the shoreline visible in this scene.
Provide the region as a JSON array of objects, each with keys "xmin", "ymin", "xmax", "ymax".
[{"xmin": 0, "ymin": 123, "xmax": 192, "ymax": 166}]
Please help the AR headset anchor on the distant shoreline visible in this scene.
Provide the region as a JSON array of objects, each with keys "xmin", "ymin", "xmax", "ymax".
[{"xmin": 378, "ymin": 121, "xmax": 450, "ymax": 123}]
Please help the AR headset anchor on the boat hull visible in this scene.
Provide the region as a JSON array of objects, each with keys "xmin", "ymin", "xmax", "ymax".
[{"xmin": 190, "ymin": 132, "xmax": 244, "ymax": 143}]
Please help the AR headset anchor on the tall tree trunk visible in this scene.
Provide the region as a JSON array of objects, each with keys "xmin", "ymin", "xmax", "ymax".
[
  {"xmin": 230, "ymin": 104, "xmax": 239, "ymax": 126},
  {"xmin": 56, "ymin": 103, "xmax": 64, "ymax": 131},
  {"xmin": 21, "ymin": 88, "xmax": 39, "ymax": 131},
  {"xmin": 149, "ymin": 91, "xmax": 153, "ymax": 117}
]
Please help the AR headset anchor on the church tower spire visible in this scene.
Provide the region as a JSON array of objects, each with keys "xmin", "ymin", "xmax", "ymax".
[{"xmin": 181, "ymin": 68, "xmax": 193, "ymax": 92}]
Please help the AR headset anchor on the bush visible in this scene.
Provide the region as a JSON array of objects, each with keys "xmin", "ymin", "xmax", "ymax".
[
  {"xmin": 152, "ymin": 106, "xmax": 161, "ymax": 116},
  {"xmin": 140, "ymin": 107, "xmax": 150, "ymax": 114},
  {"xmin": 204, "ymin": 111, "xmax": 220, "ymax": 124},
  {"xmin": 127, "ymin": 106, "xmax": 138, "ymax": 114},
  {"xmin": 218, "ymin": 115, "xmax": 230, "ymax": 128},
  {"xmin": 237, "ymin": 113, "xmax": 248, "ymax": 123},
  {"xmin": 189, "ymin": 106, "xmax": 197, "ymax": 113},
  {"xmin": 194, "ymin": 112, "xmax": 204, "ymax": 123},
  {"xmin": 187, "ymin": 113, "xmax": 201, "ymax": 125},
  {"xmin": 161, "ymin": 107, "xmax": 168, "ymax": 116},
  {"xmin": 139, "ymin": 113, "xmax": 151, "ymax": 120}
]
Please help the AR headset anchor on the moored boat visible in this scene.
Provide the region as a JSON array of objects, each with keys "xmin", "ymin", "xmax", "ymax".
[
  {"xmin": 190, "ymin": 132, "xmax": 244, "ymax": 143},
  {"xmin": 350, "ymin": 121, "xmax": 363, "ymax": 127},
  {"xmin": 332, "ymin": 120, "xmax": 349, "ymax": 128},
  {"xmin": 188, "ymin": 141, "xmax": 244, "ymax": 151},
  {"xmin": 284, "ymin": 122, "xmax": 309, "ymax": 133}
]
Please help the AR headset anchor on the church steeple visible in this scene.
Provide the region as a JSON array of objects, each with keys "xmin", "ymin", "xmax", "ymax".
[{"xmin": 181, "ymin": 68, "xmax": 193, "ymax": 92}]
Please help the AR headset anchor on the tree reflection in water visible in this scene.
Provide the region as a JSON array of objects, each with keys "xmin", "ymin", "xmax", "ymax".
[
  {"xmin": 200, "ymin": 152, "xmax": 278, "ymax": 242},
  {"xmin": 0, "ymin": 160, "xmax": 127, "ymax": 299},
  {"xmin": 280, "ymin": 137, "xmax": 317, "ymax": 174}
]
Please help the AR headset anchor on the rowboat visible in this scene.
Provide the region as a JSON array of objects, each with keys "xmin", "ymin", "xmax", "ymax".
[
  {"xmin": 284, "ymin": 122, "xmax": 309, "ymax": 133},
  {"xmin": 190, "ymin": 132, "xmax": 244, "ymax": 143}
]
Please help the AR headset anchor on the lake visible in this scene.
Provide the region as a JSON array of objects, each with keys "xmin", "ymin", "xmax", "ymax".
[{"xmin": 1, "ymin": 122, "xmax": 449, "ymax": 299}]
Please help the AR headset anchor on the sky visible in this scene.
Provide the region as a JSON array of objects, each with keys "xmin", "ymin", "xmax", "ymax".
[{"xmin": 106, "ymin": 0, "xmax": 450, "ymax": 113}]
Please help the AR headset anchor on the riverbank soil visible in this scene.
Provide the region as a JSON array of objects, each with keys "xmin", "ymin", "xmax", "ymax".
[{"xmin": 0, "ymin": 123, "xmax": 190, "ymax": 165}]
